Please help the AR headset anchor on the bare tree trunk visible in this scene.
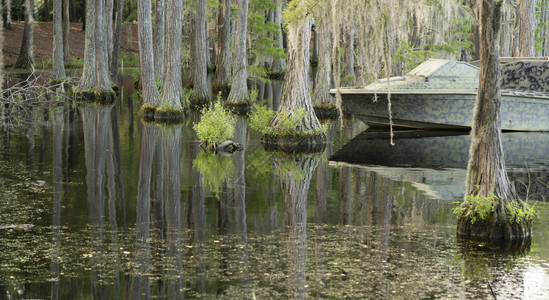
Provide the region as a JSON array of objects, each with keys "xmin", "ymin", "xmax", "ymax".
[
  {"xmin": 110, "ymin": 0, "xmax": 124, "ymax": 82},
  {"xmin": 225, "ymin": 0, "xmax": 250, "ymax": 110},
  {"xmin": 63, "ymin": 0, "xmax": 70, "ymax": 62},
  {"xmin": 53, "ymin": 0, "xmax": 66, "ymax": 81},
  {"xmin": 3, "ymin": 0, "xmax": 12, "ymax": 29},
  {"xmin": 154, "ymin": 0, "xmax": 165, "ymax": 82},
  {"xmin": 138, "ymin": 0, "xmax": 161, "ymax": 115},
  {"xmin": 263, "ymin": 17, "xmax": 326, "ymax": 153},
  {"xmin": 213, "ymin": 0, "xmax": 231, "ymax": 96},
  {"xmin": 106, "ymin": 0, "xmax": 114, "ymax": 66},
  {"xmin": 459, "ymin": 0, "xmax": 530, "ymax": 241},
  {"xmin": 76, "ymin": 0, "xmax": 97, "ymax": 92},
  {"xmin": 312, "ymin": 16, "xmax": 338, "ymax": 119},
  {"xmin": 157, "ymin": 0, "xmax": 183, "ymax": 119},
  {"xmin": 95, "ymin": 0, "xmax": 113, "ymax": 91},
  {"xmin": 519, "ymin": 0, "xmax": 535, "ymax": 57},
  {"xmin": 15, "ymin": 0, "xmax": 34, "ymax": 69},
  {"xmin": 190, "ymin": 0, "xmax": 210, "ymax": 107},
  {"xmin": 271, "ymin": 0, "xmax": 286, "ymax": 75},
  {"xmin": 342, "ymin": 22, "xmax": 355, "ymax": 85}
]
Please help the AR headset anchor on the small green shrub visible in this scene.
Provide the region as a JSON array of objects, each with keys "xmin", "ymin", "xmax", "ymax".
[
  {"xmin": 506, "ymin": 201, "xmax": 536, "ymax": 224},
  {"xmin": 249, "ymin": 105, "xmax": 276, "ymax": 135},
  {"xmin": 193, "ymin": 99, "xmax": 235, "ymax": 147},
  {"xmin": 453, "ymin": 193, "xmax": 498, "ymax": 224}
]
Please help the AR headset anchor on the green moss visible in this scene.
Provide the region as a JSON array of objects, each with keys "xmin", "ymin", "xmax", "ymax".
[{"xmin": 154, "ymin": 107, "xmax": 185, "ymax": 123}]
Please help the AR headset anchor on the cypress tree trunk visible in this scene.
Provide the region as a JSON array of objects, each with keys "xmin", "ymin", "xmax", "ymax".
[
  {"xmin": 519, "ymin": 0, "xmax": 535, "ymax": 57},
  {"xmin": 458, "ymin": 0, "xmax": 531, "ymax": 241},
  {"xmin": 263, "ymin": 18, "xmax": 326, "ymax": 153},
  {"xmin": 312, "ymin": 16, "xmax": 338, "ymax": 119},
  {"xmin": 75, "ymin": 0, "xmax": 97, "ymax": 93},
  {"xmin": 153, "ymin": 0, "xmax": 165, "ymax": 82},
  {"xmin": 342, "ymin": 22, "xmax": 355, "ymax": 85},
  {"xmin": 213, "ymin": 0, "xmax": 231, "ymax": 97},
  {"xmin": 3, "ymin": 0, "xmax": 12, "ymax": 29},
  {"xmin": 63, "ymin": 0, "xmax": 70, "ymax": 62},
  {"xmin": 95, "ymin": 0, "xmax": 113, "ymax": 92},
  {"xmin": 225, "ymin": 0, "xmax": 250, "ymax": 112},
  {"xmin": 15, "ymin": 0, "xmax": 34, "ymax": 69},
  {"xmin": 157, "ymin": 0, "xmax": 184, "ymax": 120},
  {"xmin": 190, "ymin": 0, "xmax": 210, "ymax": 107},
  {"xmin": 53, "ymin": 0, "xmax": 66, "ymax": 81},
  {"xmin": 106, "ymin": 0, "xmax": 114, "ymax": 66},
  {"xmin": 110, "ymin": 0, "xmax": 124, "ymax": 83},
  {"xmin": 271, "ymin": 0, "xmax": 286, "ymax": 75},
  {"xmin": 138, "ymin": 0, "xmax": 161, "ymax": 116}
]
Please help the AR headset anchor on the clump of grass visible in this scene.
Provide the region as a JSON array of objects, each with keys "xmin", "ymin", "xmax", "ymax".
[{"xmin": 193, "ymin": 94, "xmax": 235, "ymax": 149}]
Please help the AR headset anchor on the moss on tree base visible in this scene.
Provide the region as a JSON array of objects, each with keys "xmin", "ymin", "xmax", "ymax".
[
  {"xmin": 261, "ymin": 133, "xmax": 326, "ymax": 153},
  {"xmin": 314, "ymin": 105, "xmax": 340, "ymax": 120},
  {"xmin": 224, "ymin": 100, "xmax": 251, "ymax": 115},
  {"xmin": 72, "ymin": 90, "xmax": 117, "ymax": 104},
  {"xmin": 141, "ymin": 105, "xmax": 157, "ymax": 120}
]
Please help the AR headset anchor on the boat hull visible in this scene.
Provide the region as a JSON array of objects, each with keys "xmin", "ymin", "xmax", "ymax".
[{"xmin": 338, "ymin": 90, "xmax": 549, "ymax": 131}]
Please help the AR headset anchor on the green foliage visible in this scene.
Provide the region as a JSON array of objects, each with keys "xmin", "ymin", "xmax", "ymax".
[
  {"xmin": 120, "ymin": 53, "xmax": 140, "ymax": 67},
  {"xmin": 341, "ymin": 74, "xmax": 355, "ymax": 85},
  {"xmin": 506, "ymin": 201, "xmax": 536, "ymax": 225},
  {"xmin": 453, "ymin": 193, "xmax": 498, "ymax": 224},
  {"xmin": 247, "ymin": 0, "xmax": 286, "ymax": 82},
  {"xmin": 282, "ymin": 0, "xmax": 315, "ymax": 27},
  {"xmin": 249, "ymin": 104, "xmax": 276, "ymax": 134},
  {"xmin": 249, "ymin": 105, "xmax": 307, "ymax": 136},
  {"xmin": 193, "ymin": 151, "xmax": 233, "ymax": 196},
  {"xmin": 535, "ymin": 1, "xmax": 549, "ymax": 53},
  {"xmin": 193, "ymin": 98, "xmax": 236, "ymax": 147}
]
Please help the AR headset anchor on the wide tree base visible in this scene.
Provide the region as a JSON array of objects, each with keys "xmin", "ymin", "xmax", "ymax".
[
  {"xmin": 154, "ymin": 108, "xmax": 185, "ymax": 123},
  {"xmin": 314, "ymin": 105, "xmax": 339, "ymax": 120},
  {"xmin": 212, "ymin": 84, "xmax": 231, "ymax": 99},
  {"xmin": 72, "ymin": 90, "xmax": 117, "ymax": 104},
  {"xmin": 141, "ymin": 105, "xmax": 157, "ymax": 119},
  {"xmin": 262, "ymin": 133, "xmax": 326, "ymax": 153},
  {"xmin": 457, "ymin": 214, "xmax": 531, "ymax": 242},
  {"xmin": 190, "ymin": 96, "xmax": 211, "ymax": 110},
  {"xmin": 224, "ymin": 100, "xmax": 251, "ymax": 115}
]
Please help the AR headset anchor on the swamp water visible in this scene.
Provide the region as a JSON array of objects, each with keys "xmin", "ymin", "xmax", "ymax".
[{"xmin": 0, "ymin": 74, "xmax": 549, "ymax": 299}]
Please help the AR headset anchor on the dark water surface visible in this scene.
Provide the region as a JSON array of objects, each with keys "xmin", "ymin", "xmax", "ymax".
[{"xmin": 1, "ymin": 75, "xmax": 549, "ymax": 299}]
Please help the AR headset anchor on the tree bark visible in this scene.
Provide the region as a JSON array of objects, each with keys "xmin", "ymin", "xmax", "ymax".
[
  {"xmin": 76, "ymin": 0, "xmax": 97, "ymax": 92},
  {"xmin": 459, "ymin": 0, "xmax": 530, "ymax": 241},
  {"xmin": 110, "ymin": 0, "xmax": 124, "ymax": 83},
  {"xmin": 105, "ymin": 0, "xmax": 114, "ymax": 67},
  {"xmin": 95, "ymin": 0, "xmax": 113, "ymax": 91},
  {"xmin": 190, "ymin": 0, "xmax": 210, "ymax": 107},
  {"xmin": 2, "ymin": 0, "xmax": 12, "ymax": 29},
  {"xmin": 226, "ymin": 0, "xmax": 250, "ymax": 110},
  {"xmin": 157, "ymin": 0, "xmax": 183, "ymax": 119},
  {"xmin": 53, "ymin": 0, "xmax": 66, "ymax": 80},
  {"xmin": 342, "ymin": 22, "xmax": 355, "ymax": 85},
  {"xmin": 63, "ymin": 0, "xmax": 70, "ymax": 62},
  {"xmin": 271, "ymin": 0, "xmax": 286, "ymax": 74},
  {"xmin": 15, "ymin": 0, "xmax": 34, "ymax": 69},
  {"xmin": 519, "ymin": 0, "xmax": 535, "ymax": 57},
  {"xmin": 153, "ymin": 0, "xmax": 165, "ymax": 82},
  {"xmin": 138, "ymin": 0, "xmax": 161, "ymax": 114},
  {"xmin": 213, "ymin": 0, "xmax": 231, "ymax": 96},
  {"xmin": 312, "ymin": 15, "xmax": 337, "ymax": 118},
  {"xmin": 263, "ymin": 17, "xmax": 326, "ymax": 153}
]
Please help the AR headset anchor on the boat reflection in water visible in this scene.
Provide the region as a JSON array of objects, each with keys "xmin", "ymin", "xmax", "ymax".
[{"xmin": 330, "ymin": 130, "xmax": 549, "ymax": 202}]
